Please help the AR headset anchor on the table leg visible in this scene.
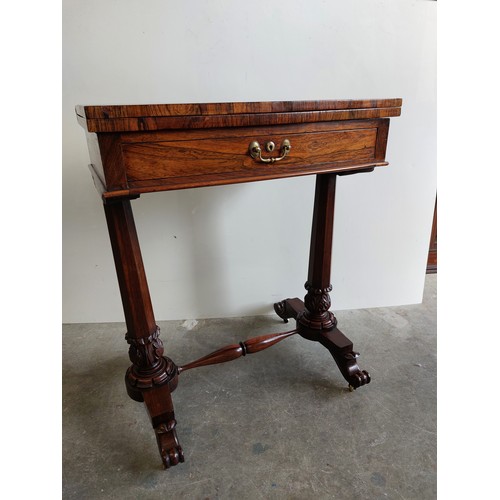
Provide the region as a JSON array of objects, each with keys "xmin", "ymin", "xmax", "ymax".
[
  {"xmin": 103, "ymin": 198, "xmax": 184, "ymax": 468},
  {"xmin": 275, "ymin": 173, "xmax": 370, "ymax": 390}
]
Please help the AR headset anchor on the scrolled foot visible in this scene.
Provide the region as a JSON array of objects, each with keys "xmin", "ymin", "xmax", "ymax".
[
  {"xmin": 340, "ymin": 351, "xmax": 371, "ymax": 390},
  {"xmin": 274, "ymin": 300, "xmax": 289, "ymax": 323},
  {"xmin": 273, "ymin": 298, "xmax": 306, "ymax": 323},
  {"xmin": 315, "ymin": 328, "xmax": 372, "ymax": 390},
  {"xmin": 347, "ymin": 367, "xmax": 371, "ymax": 391},
  {"xmin": 155, "ymin": 420, "xmax": 185, "ymax": 469}
]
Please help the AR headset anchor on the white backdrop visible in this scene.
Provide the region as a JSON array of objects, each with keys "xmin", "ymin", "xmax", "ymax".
[{"xmin": 62, "ymin": 0, "xmax": 436, "ymax": 323}]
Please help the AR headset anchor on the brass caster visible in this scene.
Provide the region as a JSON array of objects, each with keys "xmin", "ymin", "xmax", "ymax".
[{"xmin": 348, "ymin": 384, "xmax": 355, "ymax": 392}]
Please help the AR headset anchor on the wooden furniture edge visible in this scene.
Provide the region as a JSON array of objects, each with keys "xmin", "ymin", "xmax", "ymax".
[
  {"xmin": 76, "ymin": 99, "xmax": 402, "ymax": 133},
  {"xmin": 100, "ymin": 161, "xmax": 388, "ymax": 201},
  {"xmin": 77, "ymin": 98, "xmax": 402, "ymax": 119}
]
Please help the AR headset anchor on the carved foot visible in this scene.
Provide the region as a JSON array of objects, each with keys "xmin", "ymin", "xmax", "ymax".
[
  {"xmin": 318, "ymin": 328, "xmax": 371, "ymax": 390},
  {"xmin": 155, "ymin": 420, "xmax": 185, "ymax": 469},
  {"xmin": 273, "ymin": 298, "xmax": 306, "ymax": 323},
  {"xmin": 142, "ymin": 382, "xmax": 184, "ymax": 469},
  {"xmin": 341, "ymin": 351, "xmax": 371, "ymax": 390},
  {"xmin": 274, "ymin": 300, "xmax": 289, "ymax": 322}
]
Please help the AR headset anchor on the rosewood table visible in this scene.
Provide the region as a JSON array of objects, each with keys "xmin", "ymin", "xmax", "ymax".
[{"xmin": 76, "ymin": 99, "xmax": 402, "ymax": 469}]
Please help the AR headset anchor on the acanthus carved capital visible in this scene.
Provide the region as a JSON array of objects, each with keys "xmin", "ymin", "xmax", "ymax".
[
  {"xmin": 126, "ymin": 326, "xmax": 164, "ymax": 369},
  {"xmin": 304, "ymin": 281, "xmax": 333, "ymax": 315}
]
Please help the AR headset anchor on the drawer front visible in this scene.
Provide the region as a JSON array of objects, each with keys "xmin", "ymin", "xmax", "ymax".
[{"xmin": 118, "ymin": 120, "xmax": 388, "ymax": 193}]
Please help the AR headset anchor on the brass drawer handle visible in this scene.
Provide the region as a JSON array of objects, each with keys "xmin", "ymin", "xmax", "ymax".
[{"xmin": 249, "ymin": 139, "xmax": 291, "ymax": 163}]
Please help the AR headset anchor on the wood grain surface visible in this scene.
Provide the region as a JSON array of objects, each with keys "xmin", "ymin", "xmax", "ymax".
[
  {"xmin": 77, "ymin": 99, "xmax": 402, "ymax": 133},
  {"xmin": 76, "ymin": 99, "xmax": 401, "ymax": 197}
]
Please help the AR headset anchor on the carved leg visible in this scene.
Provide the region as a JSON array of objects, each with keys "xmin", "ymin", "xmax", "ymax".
[
  {"xmin": 296, "ymin": 174, "xmax": 371, "ymax": 389},
  {"xmin": 104, "ymin": 198, "xmax": 184, "ymax": 468}
]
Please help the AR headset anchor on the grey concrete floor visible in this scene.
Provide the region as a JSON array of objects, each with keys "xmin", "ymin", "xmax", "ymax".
[{"xmin": 63, "ymin": 274, "xmax": 436, "ymax": 500}]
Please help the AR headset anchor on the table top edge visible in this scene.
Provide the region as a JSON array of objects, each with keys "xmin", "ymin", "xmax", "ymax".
[{"xmin": 76, "ymin": 98, "xmax": 403, "ymax": 121}]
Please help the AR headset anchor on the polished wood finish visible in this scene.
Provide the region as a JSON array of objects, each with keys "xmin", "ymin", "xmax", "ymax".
[
  {"xmin": 179, "ymin": 329, "xmax": 297, "ymax": 373},
  {"xmin": 78, "ymin": 98, "xmax": 401, "ymax": 118},
  {"xmin": 274, "ymin": 174, "xmax": 370, "ymax": 390},
  {"xmin": 76, "ymin": 100, "xmax": 400, "ymax": 199},
  {"xmin": 103, "ymin": 199, "xmax": 156, "ymax": 337},
  {"xmin": 76, "ymin": 98, "xmax": 402, "ymax": 133},
  {"xmin": 427, "ymin": 196, "xmax": 437, "ymax": 273},
  {"xmin": 103, "ymin": 198, "xmax": 182, "ymax": 468},
  {"xmin": 123, "ymin": 125, "xmax": 377, "ymax": 183},
  {"xmin": 77, "ymin": 99, "xmax": 401, "ymax": 469}
]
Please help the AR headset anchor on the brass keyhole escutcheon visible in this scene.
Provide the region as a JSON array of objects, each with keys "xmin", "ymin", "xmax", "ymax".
[{"xmin": 265, "ymin": 141, "xmax": 275, "ymax": 152}]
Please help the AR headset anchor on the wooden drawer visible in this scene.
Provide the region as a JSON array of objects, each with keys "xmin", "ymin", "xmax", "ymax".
[
  {"xmin": 119, "ymin": 120, "xmax": 388, "ymax": 193},
  {"xmin": 77, "ymin": 99, "xmax": 401, "ymax": 198}
]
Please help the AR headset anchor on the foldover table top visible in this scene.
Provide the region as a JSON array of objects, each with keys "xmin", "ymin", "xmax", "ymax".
[
  {"xmin": 76, "ymin": 98, "xmax": 402, "ymax": 200},
  {"xmin": 76, "ymin": 98, "xmax": 402, "ymax": 132}
]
